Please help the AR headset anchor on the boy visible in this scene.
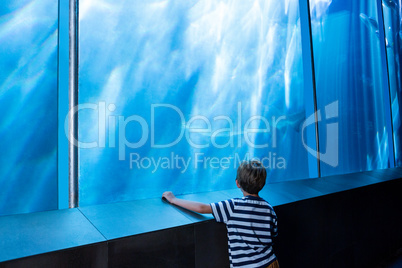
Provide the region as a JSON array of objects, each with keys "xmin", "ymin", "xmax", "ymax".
[{"xmin": 162, "ymin": 160, "xmax": 279, "ymax": 268}]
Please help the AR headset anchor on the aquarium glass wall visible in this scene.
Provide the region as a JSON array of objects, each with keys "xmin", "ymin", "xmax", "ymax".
[
  {"xmin": 78, "ymin": 0, "xmax": 313, "ymax": 206},
  {"xmin": 0, "ymin": 0, "xmax": 59, "ymax": 216},
  {"xmin": 382, "ymin": 0, "xmax": 402, "ymax": 166},
  {"xmin": 310, "ymin": 0, "xmax": 392, "ymax": 176},
  {"xmin": 4, "ymin": 0, "xmax": 402, "ymax": 215}
]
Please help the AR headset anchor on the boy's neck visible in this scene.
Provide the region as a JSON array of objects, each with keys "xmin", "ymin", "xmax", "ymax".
[{"xmin": 242, "ymin": 190, "xmax": 260, "ymax": 198}]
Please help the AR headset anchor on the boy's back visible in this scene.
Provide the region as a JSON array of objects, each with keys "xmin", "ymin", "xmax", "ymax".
[{"xmin": 211, "ymin": 195, "xmax": 278, "ymax": 268}]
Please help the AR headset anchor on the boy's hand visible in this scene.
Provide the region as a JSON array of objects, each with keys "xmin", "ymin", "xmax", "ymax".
[{"xmin": 162, "ymin": 191, "xmax": 176, "ymax": 203}]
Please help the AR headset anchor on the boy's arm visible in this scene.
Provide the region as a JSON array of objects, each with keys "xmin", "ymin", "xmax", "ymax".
[{"xmin": 162, "ymin": 191, "xmax": 212, "ymax": 214}]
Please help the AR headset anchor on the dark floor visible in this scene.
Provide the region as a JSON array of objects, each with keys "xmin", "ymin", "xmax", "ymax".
[{"xmin": 377, "ymin": 249, "xmax": 402, "ymax": 268}]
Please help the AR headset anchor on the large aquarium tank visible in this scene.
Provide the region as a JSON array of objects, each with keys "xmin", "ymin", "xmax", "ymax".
[
  {"xmin": 0, "ymin": 0, "xmax": 59, "ymax": 216},
  {"xmin": 310, "ymin": 0, "xmax": 393, "ymax": 175},
  {"xmin": 1, "ymin": 0, "xmax": 402, "ymax": 215},
  {"xmin": 78, "ymin": 0, "xmax": 315, "ymax": 206},
  {"xmin": 382, "ymin": 0, "xmax": 402, "ymax": 166}
]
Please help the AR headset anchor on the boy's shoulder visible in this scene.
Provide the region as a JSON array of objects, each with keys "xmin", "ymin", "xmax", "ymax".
[
  {"xmin": 215, "ymin": 196, "xmax": 273, "ymax": 208},
  {"xmin": 230, "ymin": 196, "xmax": 273, "ymax": 208}
]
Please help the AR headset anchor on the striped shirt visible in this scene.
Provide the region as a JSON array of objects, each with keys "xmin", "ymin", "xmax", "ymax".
[{"xmin": 210, "ymin": 196, "xmax": 278, "ymax": 268}]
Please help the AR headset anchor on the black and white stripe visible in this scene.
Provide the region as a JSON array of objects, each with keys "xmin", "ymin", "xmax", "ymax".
[{"xmin": 210, "ymin": 196, "xmax": 278, "ymax": 268}]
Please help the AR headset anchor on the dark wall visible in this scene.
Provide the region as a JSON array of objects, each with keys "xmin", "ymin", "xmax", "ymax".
[
  {"xmin": 274, "ymin": 179, "xmax": 402, "ymax": 268},
  {"xmin": 0, "ymin": 243, "xmax": 108, "ymax": 268},
  {"xmin": 108, "ymin": 224, "xmax": 195, "ymax": 268}
]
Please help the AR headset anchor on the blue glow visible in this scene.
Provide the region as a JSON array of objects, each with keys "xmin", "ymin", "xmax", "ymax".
[
  {"xmin": 310, "ymin": 0, "xmax": 392, "ymax": 175},
  {"xmin": 382, "ymin": 0, "xmax": 402, "ymax": 166},
  {"xmin": 0, "ymin": 0, "xmax": 58, "ymax": 216},
  {"xmin": 78, "ymin": 0, "xmax": 313, "ymax": 206}
]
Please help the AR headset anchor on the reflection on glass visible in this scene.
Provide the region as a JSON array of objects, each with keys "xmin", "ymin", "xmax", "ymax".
[
  {"xmin": 310, "ymin": 0, "xmax": 391, "ymax": 176},
  {"xmin": 79, "ymin": 0, "xmax": 313, "ymax": 206},
  {"xmin": 382, "ymin": 0, "xmax": 402, "ymax": 166},
  {"xmin": 0, "ymin": 0, "xmax": 58, "ymax": 216}
]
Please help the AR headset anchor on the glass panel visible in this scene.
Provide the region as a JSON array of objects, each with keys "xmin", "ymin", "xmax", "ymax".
[
  {"xmin": 79, "ymin": 0, "xmax": 313, "ymax": 206},
  {"xmin": 382, "ymin": 0, "xmax": 402, "ymax": 166},
  {"xmin": 310, "ymin": 0, "xmax": 392, "ymax": 176},
  {"xmin": 0, "ymin": 0, "xmax": 59, "ymax": 216}
]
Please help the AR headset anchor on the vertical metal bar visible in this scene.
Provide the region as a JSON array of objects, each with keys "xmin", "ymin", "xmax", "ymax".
[
  {"xmin": 57, "ymin": 0, "xmax": 60, "ymax": 209},
  {"xmin": 300, "ymin": 0, "xmax": 321, "ymax": 177},
  {"xmin": 377, "ymin": 0, "xmax": 396, "ymax": 168},
  {"xmin": 69, "ymin": 0, "xmax": 79, "ymax": 208},
  {"xmin": 306, "ymin": 0, "xmax": 321, "ymax": 177}
]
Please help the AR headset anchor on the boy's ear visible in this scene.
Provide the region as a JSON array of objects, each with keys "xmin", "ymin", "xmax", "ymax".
[{"xmin": 235, "ymin": 179, "xmax": 241, "ymax": 189}]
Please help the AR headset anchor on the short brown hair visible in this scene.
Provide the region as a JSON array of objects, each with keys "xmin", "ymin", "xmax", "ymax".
[{"xmin": 236, "ymin": 160, "xmax": 267, "ymax": 194}]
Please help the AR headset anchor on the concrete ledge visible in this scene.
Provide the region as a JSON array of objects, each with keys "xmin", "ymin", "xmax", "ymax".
[{"xmin": 0, "ymin": 208, "xmax": 106, "ymax": 263}]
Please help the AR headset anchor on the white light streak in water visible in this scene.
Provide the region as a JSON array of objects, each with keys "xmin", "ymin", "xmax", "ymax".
[
  {"xmin": 392, "ymin": 95, "xmax": 400, "ymax": 162},
  {"xmin": 309, "ymin": 0, "xmax": 332, "ymax": 19},
  {"xmin": 367, "ymin": 127, "xmax": 389, "ymax": 170}
]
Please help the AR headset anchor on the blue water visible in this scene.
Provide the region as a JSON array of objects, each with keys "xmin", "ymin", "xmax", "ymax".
[
  {"xmin": 78, "ymin": 0, "xmax": 312, "ymax": 206},
  {"xmin": 382, "ymin": 0, "xmax": 402, "ymax": 166},
  {"xmin": 310, "ymin": 0, "xmax": 392, "ymax": 175},
  {"xmin": 0, "ymin": 0, "xmax": 58, "ymax": 216},
  {"xmin": 1, "ymin": 0, "xmax": 401, "ymax": 215}
]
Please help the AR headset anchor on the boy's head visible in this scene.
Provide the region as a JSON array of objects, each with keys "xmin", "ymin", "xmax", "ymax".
[{"xmin": 236, "ymin": 160, "xmax": 267, "ymax": 194}]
